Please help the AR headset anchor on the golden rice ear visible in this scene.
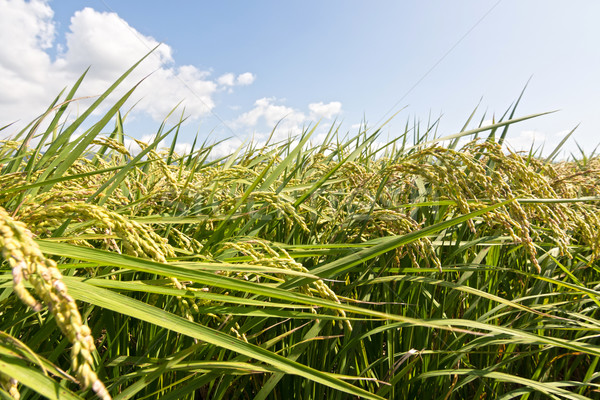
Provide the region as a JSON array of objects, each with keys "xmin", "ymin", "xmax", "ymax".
[
  {"xmin": 18, "ymin": 201, "xmax": 199, "ymax": 323},
  {"xmin": 0, "ymin": 207, "xmax": 111, "ymax": 400}
]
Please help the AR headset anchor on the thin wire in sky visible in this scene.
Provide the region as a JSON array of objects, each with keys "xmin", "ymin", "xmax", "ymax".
[
  {"xmin": 98, "ymin": 0, "xmax": 241, "ymax": 140},
  {"xmin": 374, "ymin": 0, "xmax": 504, "ymax": 127}
]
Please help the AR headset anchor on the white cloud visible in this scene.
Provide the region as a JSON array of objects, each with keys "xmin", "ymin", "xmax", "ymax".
[
  {"xmin": 210, "ymin": 137, "xmax": 245, "ymax": 159},
  {"xmin": 55, "ymin": 7, "xmax": 172, "ymax": 79},
  {"xmin": 308, "ymin": 101, "xmax": 342, "ymax": 120},
  {"xmin": 0, "ymin": 1, "xmax": 253, "ymax": 131},
  {"xmin": 217, "ymin": 73, "xmax": 235, "ymax": 86},
  {"xmin": 236, "ymin": 72, "xmax": 255, "ymax": 85},
  {"xmin": 174, "ymin": 142, "xmax": 193, "ymax": 155},
  {"xmin": 235, "ymin": 97, "xmax": 306, "ymax": 131},
  {"xmin": 503, "ymin": 130, "xmax": 546, "ymax": 152},
  {"xmin": 217, "ymin": 72, "xmax": 255, "ymax": 89},
  {"xmin": 0, "ymin": 0, "xmax": 55, "ymax": 111},
  {"xmin": 234, "ymin": 98, "xmax": 342, "ymax": 138}
]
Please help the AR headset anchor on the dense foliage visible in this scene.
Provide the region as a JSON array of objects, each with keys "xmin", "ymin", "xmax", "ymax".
[{"xmin": 1, "ymin": 60, "xmax": 599, "ymax": 399}]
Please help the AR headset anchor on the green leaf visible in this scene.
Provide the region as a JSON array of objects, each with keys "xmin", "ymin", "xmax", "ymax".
[
  {"xmin": 0, "ymin": 354, "xmax": 83, "ymax": 400},
  {"xmin": 65, "ymin": 279, "xmax": 384, "ymax": 400}
]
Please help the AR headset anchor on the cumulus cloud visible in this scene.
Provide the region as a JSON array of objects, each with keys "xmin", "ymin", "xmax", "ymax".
[
  {"xmin": 233, "ymin": 98, "xmax": 342, "ymax": 141},
  {"xmin": 309, "ymin": 101, "xmax": 342, "ymax": 120},
  {"xmin": 218, "ymin": 72, "xmax": 255, "ymax": 88},
  {"xmin": 236, "ymin": 97, "xmax": 305, "ymax": 129},
  {"xmin": 236, "ymin": 72, "xmax": 255, "ymax": 85},
  {"xmin": 0, "ymin": 1, "xmax": 254, "ymax": 129},
  {"xmin": 0, "ymin": 0, "xmax": 56, "ymax": 110},
  {"xmin": 503, "ymin": 130, "xmax": 547, "ymax": 152},
  {"xmin": 56, "ymin": 8, "xmax": 172, "ymax": 79},
  {"xmin": 174, "ymin": 142, "xmax": 193, "ymax": 155},
  {"xmin": 217, "ymin": 73, "xmax": 236, "ymax": 87},
  {"xmin": 211, "ymin": 137, "xmax": 245, "ymax": 159}
]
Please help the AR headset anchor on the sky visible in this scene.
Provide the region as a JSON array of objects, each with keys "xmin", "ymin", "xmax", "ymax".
[{"xmin": 1, "ymin": 0, "xmax": 599, "ymax": 158}]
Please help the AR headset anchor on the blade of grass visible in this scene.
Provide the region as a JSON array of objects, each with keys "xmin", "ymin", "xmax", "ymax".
[{"xmin": 65, "ymin": 279, "xmax": 384, "ymax": 400}]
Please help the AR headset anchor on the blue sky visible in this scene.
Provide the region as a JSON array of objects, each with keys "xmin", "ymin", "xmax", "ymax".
[{"xmin": 1, "ymin": 0, "xmax": 599, "ymax": 157}]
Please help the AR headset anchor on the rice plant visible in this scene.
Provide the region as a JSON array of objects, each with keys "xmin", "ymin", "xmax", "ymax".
[{"xmin": 1, "ymin": 58, "xmax": 599, "ymax": 399}]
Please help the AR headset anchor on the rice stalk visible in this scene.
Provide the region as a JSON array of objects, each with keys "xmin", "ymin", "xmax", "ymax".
[{"xmin": 0, "ymin": 207, "xmax": 110, "ymax": 399}]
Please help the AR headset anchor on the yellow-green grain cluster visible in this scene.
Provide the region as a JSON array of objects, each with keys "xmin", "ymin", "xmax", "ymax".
[{"xmin": 0, "ymin": 207, "xmax": 110, "ymax": 400}]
